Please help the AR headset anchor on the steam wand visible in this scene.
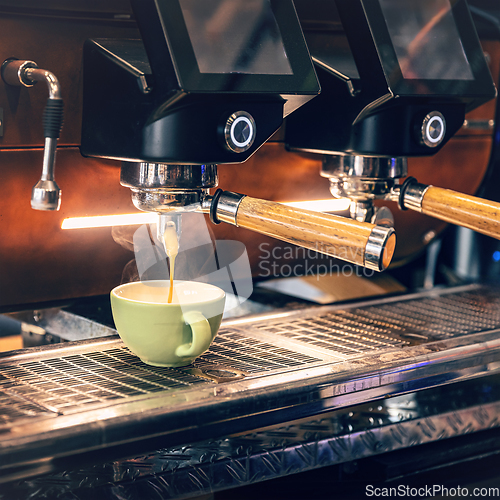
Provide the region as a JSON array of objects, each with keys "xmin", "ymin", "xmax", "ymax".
[{"xmin": 1, "ymin": 59, "xmax": 64, "ymax": 210}]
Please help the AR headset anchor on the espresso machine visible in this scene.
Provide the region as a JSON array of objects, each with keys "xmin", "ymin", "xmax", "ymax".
[
  {"xmin": 2, "ymin": 1, "xmax": 500, "ymax": 497},
  {"xmin": 76, "ymin": 0, "xmax": 395, "ymax": 274}
]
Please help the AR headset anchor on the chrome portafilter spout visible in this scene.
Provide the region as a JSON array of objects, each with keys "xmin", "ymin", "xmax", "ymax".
[
  {"xmin": 1, "ymin": 59, "xmax": 64, "ymax": 211},
  {"xmin": 321, "ymin": 155, "xmax": 408, "ymax": 223},
  {"xmin": 157, "ymin": 212, "xmax": 182, "ymax": 249},
  {"xmin": 120, "ymin": 162, "xmax": 219, "ymax": 245}
]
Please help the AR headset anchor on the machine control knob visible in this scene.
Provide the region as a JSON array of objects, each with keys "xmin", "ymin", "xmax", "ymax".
[
  {"xmin": 419, "ymin": 111, "xmax": 446, "ymax": 148},
  {"xmin": 223, "ymin": 111, "xmax": 256, "ymax": 153}
]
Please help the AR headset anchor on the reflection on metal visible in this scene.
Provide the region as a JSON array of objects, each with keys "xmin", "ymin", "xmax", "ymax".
[
  {"xmin": 4, "ymin": 375, "xmax": 500, "ymax": 499},
  {"xmin": 320, "ymin": 155, "xmax": 407, "ymax": 223},
  {"xmin": 1, "ymin": 285, "xmax": 500, "ymax": 485},
  {"xmin": 120, "ymin": 162, "xmax": 218, "ymax": 213},
  {"xmin": 9, "ymin": 309, "xmax": 117, "ymax": 342},
  {"xmin": 462, "ymin": 119, "xmax": 495, "ymax": 130},
  {"xmin": 2, "ymin": 59, "xmax": 64, "ymax": 211}
]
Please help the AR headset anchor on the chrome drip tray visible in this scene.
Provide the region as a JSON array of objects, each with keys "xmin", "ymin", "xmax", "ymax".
[
  {"xmin": 1, "ymin": 284, "xmax": 500, "ymax": 483},
  {"xmin": 253, "ymin": 286, "xmax": 500, "ymax": 345},
  {"xmin": 0, "ymin": 329, "xmax": 326, "ymax": 426}
]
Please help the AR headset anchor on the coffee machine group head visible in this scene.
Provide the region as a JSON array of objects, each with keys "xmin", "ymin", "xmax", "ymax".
[
  {"xmin": 286, "ymin": 0, "xmax": 499, "ymax": 235},
  {"xmin": 81, "ymin": 0, "xmax": 319, "ymax": 211},
  {"xmin": 79, "ymin": 0, "xmax": 398, "ymax": 272}
]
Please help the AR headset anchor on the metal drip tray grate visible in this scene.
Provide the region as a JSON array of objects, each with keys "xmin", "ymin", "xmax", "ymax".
[
  {"xmin": 254, "ymin": 288, "xmax": 500, "ymax": 351},
  {"xmin": 256, "ymin": 313, "xmax": 409, "ymax": 354},
  {"xmin": 366, "ymin": 290, "xmax": 500, "ymax": 338},
  {"xmin": 0, "ymin": 347, "xmax": 209, "ymax": 423},
  {"xmin": 195, "ymin": 330, "xmax": 322, "ymax": 374},
  {"xmin": 3, "ymin": 287, "xmax": 500, "ymax": 427},
  {"xmin": 0, "ymin": 329, "xmax": 325, "ymax": 426}
]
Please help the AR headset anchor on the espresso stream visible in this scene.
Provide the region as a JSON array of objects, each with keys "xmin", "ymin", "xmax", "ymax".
[{"xmin": 163, "ymin": 221, "xmax": 179, "ymax": 303}]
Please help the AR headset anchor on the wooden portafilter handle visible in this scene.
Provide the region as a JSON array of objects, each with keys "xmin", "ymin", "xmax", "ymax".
[
  {"xmin": 398, "ymin": 178, "xmax": 500, "ymax": 240},
  {"xmin": 209, "ymin": 190, "xmax": 396, "ymax": 271}
]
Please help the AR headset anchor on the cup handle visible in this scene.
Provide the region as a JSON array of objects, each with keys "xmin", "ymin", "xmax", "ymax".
[{"xmin": 175, "ymin": 311, "xmax": 212, "ymax": 358}]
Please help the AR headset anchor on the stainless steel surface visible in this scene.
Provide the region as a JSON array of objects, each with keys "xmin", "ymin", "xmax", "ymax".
[
  {"xmin": 1, "ymin": 59, "xmax": 38, "ymax": 88},
  {"xmin": 364, "ymin": 226, "xmax": 395, "ymax": 272},
  {"xmin": 0, "ymin": 329, "xmax": 325, "ymax": 427},
  {"xmin": 24, "ymin": 66, "xmax": 62, "ymax": 99},
  {"xmin": 330, "ymin": 177, "xmax": 397, "ymax": 200},
  {"xmin": 321, "ymin": 155, "xmax": 408, "ymax": 223},
  {"xmin": 348, "ymin": 199, "xmax": 375, "ymax": 222},
  {"xmin": 31, "ymin": 136, "xmax": 61, "ymax": 211},
  {"xmin": 88, "ymin": 39, "xmax": 151, "ymax": 95},
  {"xmin": 321, "ymin": 155, "xmax": 407, "ymax": 180},
  {"xmin": 5, "ymin": 375, "xmax": 500, "ymax": 499},
  {"xmin": 462, "ymin": 118, "xmax": 495, "ymax": 130},
  {"xmin": 157, "ymin": 212, "xmax": 182, "ymax": 249},
  {"xmin": 253, "ymin": 287, "xmax": 500, "ymax": 343},
  {"xmin": 120, "ymin": 163, "xmax": 219, "ymax": 191},
  {"xmin": 9, "ymin": 308, "xmax": 118, "ymax": 342},
  {"xmin": 395, "ymin": 181, "xmax": 431, "ymax": 212},
  {"xmin": 120, "ymin": 162, "xmax": 218, "ymax": 213},
  {"xmin": 2, "ymin": 284, "xmax": 500, "ymax": 484},
  {"xmin": 217, "ymin": 191, "xmax": 246, "ymax": 226},
  {"xmin": 130, "ymin": 188, "xmax": 208, "ymax": 213}
]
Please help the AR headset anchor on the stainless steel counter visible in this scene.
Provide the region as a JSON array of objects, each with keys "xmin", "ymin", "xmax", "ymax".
[
  {"xmin": 3, "ymin": 374, "xmax": 500, "ymax": 499},
  {"xmin": 1, "ymin": 284, "xmax": 500, "ymax": 496}
]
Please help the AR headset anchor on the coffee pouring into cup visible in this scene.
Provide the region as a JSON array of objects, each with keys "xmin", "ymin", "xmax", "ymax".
[{"xmin": 111, "ymin": 209, "xmax": 250, "ymax": 367}]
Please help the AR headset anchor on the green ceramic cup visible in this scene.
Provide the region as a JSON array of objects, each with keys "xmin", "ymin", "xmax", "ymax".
[{"xmin": 110, "ymin": 280, "xmax": 225, "ymax": 367}]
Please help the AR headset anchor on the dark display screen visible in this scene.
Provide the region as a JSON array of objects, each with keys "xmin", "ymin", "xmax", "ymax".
[
  {"xmin": 179, "ymin": 0, "xmax": 293, "ymax": 75},
  {"xmin": 379, "ymin": 0, "xmax": 474, "ymax": 81}
]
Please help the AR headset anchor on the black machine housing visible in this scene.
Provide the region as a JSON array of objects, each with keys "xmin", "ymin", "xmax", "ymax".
[
  {"xmin": 81, "ymin": 0, "xmax": 319, "ymax": 164},
  {"xmin": 285, "ymin": 0, "xmax": 497, "ymax": 157}
]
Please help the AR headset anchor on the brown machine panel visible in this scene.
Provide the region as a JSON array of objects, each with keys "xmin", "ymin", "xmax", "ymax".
[
  {"xmin": 0, "ymin": 10, "xmax": 138, "ymax": 147},
  {"xmin": 0, "ymin": 149, "xmax": 135, "ymax": 306}
]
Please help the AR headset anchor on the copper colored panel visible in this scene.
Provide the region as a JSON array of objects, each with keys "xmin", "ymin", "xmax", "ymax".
[
  {"xmin": 0, "ymin": 13, "xmax": 139, "ymax": 147},
  {"xmin": 0, "ymin": 148, "xmax": 135, "ymax": 307},
  {"xmin": 0, "ymin": 137, "xmax": 488, "ymax": 308}
]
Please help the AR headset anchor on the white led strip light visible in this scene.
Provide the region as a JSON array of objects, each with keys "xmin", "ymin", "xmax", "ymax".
[{"xmin": 61, "ymin": 199, "xmax": 351, "ymax": 230}]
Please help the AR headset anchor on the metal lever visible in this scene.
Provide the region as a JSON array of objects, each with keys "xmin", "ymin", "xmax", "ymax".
[{"xmin": 1, "ymin": 59, "xmax": 64, "ymax": 210}]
